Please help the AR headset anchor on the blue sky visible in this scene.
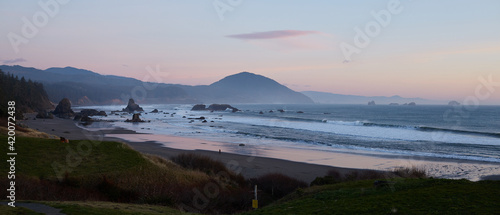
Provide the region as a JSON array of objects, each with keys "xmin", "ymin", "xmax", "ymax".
[{"xmin": 1, "ymin": 0, "xmax": 499, "ymax": 103}]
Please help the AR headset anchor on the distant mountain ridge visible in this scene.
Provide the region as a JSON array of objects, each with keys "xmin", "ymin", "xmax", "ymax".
[
  {"xmin": 302, "ymin": 91, "xmax": 442, "ymax": 105},
  {"xmin": 0, "ymin": 65, "xmax": 313, "ymax": 105}
]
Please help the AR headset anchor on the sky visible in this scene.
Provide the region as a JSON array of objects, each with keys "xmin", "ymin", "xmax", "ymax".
[{"xmin": 1, "ymin": 0, "xmax": 499, "ymax": 104}]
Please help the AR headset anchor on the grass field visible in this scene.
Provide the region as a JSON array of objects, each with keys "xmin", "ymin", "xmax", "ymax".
[
  {"xmin": 0, "ymin": 135, "xmax": 249, "ymax": 213},
  {"xmin": 43, "ymin": 201, "xmax": 190, "ymax": 215},
  {"xmin": 242, "ymin": 178, "xmax": 500, "ymax": 215},
  {"xmin": 1, "ymin": 135, "xmax": 499, "ymax": 214}
]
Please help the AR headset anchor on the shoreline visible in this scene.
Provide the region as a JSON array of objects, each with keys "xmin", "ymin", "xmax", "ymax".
[{"xmin": 20, "ymin": 113, "xmax": 500, "ymax": 182}]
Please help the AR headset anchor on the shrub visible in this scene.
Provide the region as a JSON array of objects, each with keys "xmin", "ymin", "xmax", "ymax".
[
  {"xmin": 251, "ymin": 173, "xmax": 308, "ymax": 199},
  {"xmin": 171, "ymin": 153, "xmax": 246, "ymax": 187},
  {"xmin": 171, "ymin": 153, "xmax": 228, "ymax": 175},
  {"xmin": 311, "ymin": 169, "xmax": 390, "ymax": 186},
  {"xmin": 392, "ymin": 166, "xmax": 427, "ymax": 178},
  {"xmin": 311, "ymin": 176, "xmax": 341, "ymax": 186}
]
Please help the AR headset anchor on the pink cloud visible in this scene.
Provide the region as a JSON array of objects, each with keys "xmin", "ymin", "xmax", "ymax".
[{"xmin": 227, "ymin": 30, "xmax": 321, "ymax": 40}]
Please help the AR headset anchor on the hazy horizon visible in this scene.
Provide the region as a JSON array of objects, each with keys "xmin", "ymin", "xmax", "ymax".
[{"xmin": 1, "ymin": 1, "xmax": 499, "ymax": 104}]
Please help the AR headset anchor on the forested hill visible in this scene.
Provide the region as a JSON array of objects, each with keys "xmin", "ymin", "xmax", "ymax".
[{"xmin": 0, "ymin": 69, "xmax": 53, "ymax": 118}]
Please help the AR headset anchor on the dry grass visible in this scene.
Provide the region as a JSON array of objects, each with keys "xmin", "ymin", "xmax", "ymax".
[
  {"xmin": 0, "ymin": 117, "xmax": 57, "ymax": 138},
  {"xmin": 392, "ymin": 166, "xmax": 427, "ymax": 178},
  {"xmin": 311, "ymin": 167, "xmax": 426, "ymax": 187}
]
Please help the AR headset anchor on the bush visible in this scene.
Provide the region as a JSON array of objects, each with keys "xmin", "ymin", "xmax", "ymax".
[
  {"xmin": 251, "ymin": 173, "xmax": 308, "ymax": 199},
  {"xmin": 392, "ymin": 166, "xmax": 427, "ymax": 178},
  {"xmin": 311, "ymin": 169, "xmax": 390, "ymax": 186},
  {"xmin": 171, "ymin": 153, "xmax": 229, "ymax": 175},
  {"xmin": 171, "ymin": 153, "xmax": 246, "ymax": 187}
]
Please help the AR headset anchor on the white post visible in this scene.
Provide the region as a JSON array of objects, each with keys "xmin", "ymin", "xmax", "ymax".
[{"xmin": 254, "ymin": 185, "xmax": 258, "ymax": 200}]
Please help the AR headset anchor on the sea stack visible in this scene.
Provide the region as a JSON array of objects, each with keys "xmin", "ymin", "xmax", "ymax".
[
  {"xmin": 122, "ymin": 98, "xmax": 144, "ymax": 113},
  {"xmin": 125, "ymin": 113, "xmax": 145, "ymax": 122},
  {"xmin": 53, "ymin": 98, "xmax": 75, "ymax": 119}
]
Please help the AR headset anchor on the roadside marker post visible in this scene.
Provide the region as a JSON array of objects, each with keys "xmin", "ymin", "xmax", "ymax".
[{"xmin": 252, "ymin": 185, "xmax": 258, "ymax": 209}]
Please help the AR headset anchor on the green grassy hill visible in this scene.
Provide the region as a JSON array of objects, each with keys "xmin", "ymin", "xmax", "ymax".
[
  {"xmin": 0, "ymin": 135, "xmax": 245, "ymax": 214},
  {"xmin": 243, "ymin": 178, "xmax": 500, "ymax": 215},
  {"xmin": 1, "ymin": 135, "xmax": 499, "ymax": 214}
]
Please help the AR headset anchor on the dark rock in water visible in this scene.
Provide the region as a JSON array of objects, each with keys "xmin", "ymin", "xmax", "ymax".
[
  {"xmin": 81, "ymin": 116, "xmax": 93, "ymax": 122},
  {"xmin": 73, "ymin": 114, "xmax": 82, "ymax": 121},
  {"xmin": 202, "ymin": 120, "xmax": 208, "ymax": 123},
  {"xmin": 448, "ymin": 101, "xmax": 461, "ymax": 106},
  {"xmin": 192, "ymin": 104, "xmax": 239, "ymax": 112},
  {"xmin": 75, "ymin": 109, "xmax": 107, "ymax": 121},
  {"xmin": 297, "ymin": 111, "xmax": 304, "ymax": 113},
  {"xmin": 207, "ymin": 104, "xmax": 239, "ymax": 112},
  {"xmin": 368, "ymin": 101, "xmax": 376, "ymax": 105},
  {"xmin": 151, "ymin": 109, "xmax": 159, "ymax": 113},
  {"xmin": 53, "ymin": 98, "xmax": 75, "ymax": 119},
  {"xmin": 125, "ymin": 113, "xmax": 145, "ymax": 122},
  {"xmin": 36, "ymin": 110, "xmax": 54, "ymax": 119},
  {"xmin": 188, "ymin": 116, "xmax": 206, "ymax": 120},
  {"xmin": 80, "ymin": 109, "xmax": 106, "ymax": 117},
  {"xmin": 278, "ymin": 109, "xmax": 285, "ymax": 113},
  {"xmin": 269, "ymin": 110, "xmax": 274, "ymax": 113},
  {"xmin": 182, "ymin": 116, "xmax": 186, "ymax": 118},
  {"xmin": 259, "ymin": 111, "xmax": 264, "ymax": 114},
  {"xmin": 191, "ymin": 104, "xmax": 207, "ymax": 111},
  {"xmin": 239, "ymin": 144, "xmax": 245, "ymax": 146},
  {"xmin": 408, "ymin": 102, "xmax": 416, "ymax": 106},
  {"xmin": 80, "ymin": 109, "xmax": 99, "ymax": 116},
  {"xmin": 122, "ymin": 98, "xmax": 144, "ymax": 113}
]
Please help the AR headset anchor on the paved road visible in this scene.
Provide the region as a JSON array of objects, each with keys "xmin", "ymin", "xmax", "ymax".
[{"xmin": 1, "ymin": 202, "xmax": 65, "ymax": 215}]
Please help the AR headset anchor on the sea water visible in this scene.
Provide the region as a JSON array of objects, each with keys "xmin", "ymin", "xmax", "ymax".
[{"xmin": 77, "ymin": 104, "xmax": 500, "ymax": 164}]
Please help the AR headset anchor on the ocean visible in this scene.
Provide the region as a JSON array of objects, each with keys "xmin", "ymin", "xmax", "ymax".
[{"xmin": 78, "ymin": 104, "xmax": 500, "ymax": 165}]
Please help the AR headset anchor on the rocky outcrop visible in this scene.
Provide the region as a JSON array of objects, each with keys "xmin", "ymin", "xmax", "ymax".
[
  {"xmin": 368, "ymin": 101, "xmax": 376, "ymax": 105},
  {"xmin": 191, "ymin": 104, "xmax": 239, "ymax": 112},
  {"xmin": 151, "ymin": 109, "xmax": 159, "ymax": 113},
  {"xmin": 53, "ymin": 98, "xmax": 75, "ymax": 118},
  {"xmin": 207, "ymin": 104, "xmax": 239, "ymax": 112},
  {"xmin": 122, "ymin": 99, "xmax": 144, "ymax": 113},
  {"xmin": 36, "ymin": 110, "xmax": 54, "ymax": 119},
  {"xmin": 191, "ymin": 104, "xmax": 206, "ymax": 111},
  {"xmin": 408, "ymin": 102, "xmax": 416, "ymax": 106},
  {"xmin": 74, "ymin": 109, "xmax": 107, "ymax": 121},
  {"xmin": 80, "ymin": 109, "xmax": 107, "ymax": 117},
  {"xmin": 125, "ymin": 113, "xmax": 145, "ymax": 122}
]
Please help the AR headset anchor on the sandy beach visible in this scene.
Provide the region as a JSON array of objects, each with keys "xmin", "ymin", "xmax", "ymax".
[{"xmin": 21, "ymin": 113, "xmax": 500, "ymax": 182}]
